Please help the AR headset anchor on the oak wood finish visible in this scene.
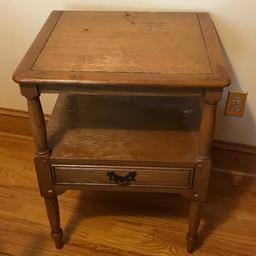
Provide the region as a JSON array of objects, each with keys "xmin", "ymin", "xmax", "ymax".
[
  {"xmin": 1, "ymin": 134, "xmax": 256, "ymax": 256},
  {"xmin": 198, "ymin": 90, "xmax": 222, "ymax": 158},
  {"xmin": 13, "ymin": 11, "xmax": 230, "ymax": 90},
  {"xmin": 2, "ymin": 107, "xmax": 256, "ymax": 166},
  {"xmin": 27, "ymin": 96, "xmax": 49, "ymax": 154},
  {"xmin": 47, "ymin": 95, "xmax": 200, "ymax": 166},
  {"xmin": 34, "ymin": 12, "xmax": 211, "ymax": 74},
  {"xmin": 187, "ymin": 201, "xmax": 203, "ymax": 253},
  {"xmin": 26, "ymin": 94, "xmax": 63, "ymax": 248},
  {"xmin": 52, "ymin": 165, "xmax": 194, "ymax": 188},
  {"xmin": 44, "ymin": 197, "xmax": 63, "ymax": 249},
  {"xmin": 13, "ymin": 10, "xmax": 230, "ymax": 253}
]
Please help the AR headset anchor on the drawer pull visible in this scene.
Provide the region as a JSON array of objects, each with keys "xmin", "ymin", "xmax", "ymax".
[{"xmin": 107, "ymin": 171, "xmax": 137, "ymax": 186}]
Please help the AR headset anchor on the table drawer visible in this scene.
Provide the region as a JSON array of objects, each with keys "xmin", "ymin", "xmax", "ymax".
[{"xmin": 52, "ymin": 165, "xmax": 194, "ymax": 188}]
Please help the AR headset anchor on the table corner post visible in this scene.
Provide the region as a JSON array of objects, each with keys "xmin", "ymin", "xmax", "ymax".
[
  {"xmin": 187, "ymin": 88, "xmax": 223, "ymax": 253},
  {"xmin": 198, "ymin": 88, "xmax": 223, "ymax": 159},
  {"xmin": 20, "ymin": 84, "xmax": 64, "ymax": 249}
]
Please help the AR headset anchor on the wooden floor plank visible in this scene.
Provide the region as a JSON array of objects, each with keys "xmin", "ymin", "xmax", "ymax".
[{"xmin": 0, "ymin": 134, "xmax": 256, "ymax": 256}]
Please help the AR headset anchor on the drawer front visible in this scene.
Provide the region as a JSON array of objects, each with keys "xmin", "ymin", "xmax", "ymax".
[{"xmin": 52, "ymin": 165, "xmax": 194, "ymax": 188}]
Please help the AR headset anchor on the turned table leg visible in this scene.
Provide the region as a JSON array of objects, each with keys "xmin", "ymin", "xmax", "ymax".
[
  {"xmin": 187, "ymin": 201, "xmax": 203, "ymax": 253},
  {"xmin": 23, "ymin": 88, "xmax": 64, "ymax": 249},
  {"xmin": 44, "ymin": 197, "xmax": 63, "ymax": 249},
  {"xmin": 187, "ymin": 89, "xmax": 222, "ymax": 253}
]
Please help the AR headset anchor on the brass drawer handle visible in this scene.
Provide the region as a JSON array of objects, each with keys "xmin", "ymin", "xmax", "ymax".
[{"xmin": 107, "ymin": 171, "xmax": 137, "ymax": 186}]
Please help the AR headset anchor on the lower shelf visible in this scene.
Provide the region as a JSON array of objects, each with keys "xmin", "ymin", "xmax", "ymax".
[{"xmin": 47, "ymin": 94, "xmax": 201, "ymax": 166}]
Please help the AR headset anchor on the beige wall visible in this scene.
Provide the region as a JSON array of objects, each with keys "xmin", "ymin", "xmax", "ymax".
[{"xmin": 0, "ymin": 0, "xmax": 255, "ymax": 145}]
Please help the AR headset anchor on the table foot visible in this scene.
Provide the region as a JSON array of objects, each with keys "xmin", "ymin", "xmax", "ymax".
[
  {"xmin": 51, "ymin": 228, "xmax": 63, "ymax": 249},
  {"xmin": 186, "ymin": 233, "xmax": 198, "ymax": 253}
]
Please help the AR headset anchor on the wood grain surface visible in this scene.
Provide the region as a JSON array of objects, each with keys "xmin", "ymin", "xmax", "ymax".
[
  {"xmin": 1, "ymin": 107, "xmax": 255, "ymax": 176},
  {"xmin": 13, "ymin": 11, "xmax": 230, "ymax": 88},
  {"xmin": 47, "ymin": 95, "xmax": 200, "ymax": 166},
  {"xmin": 33, "ymin": 12, "xmax": 211, "ymax": 74},
  {"xmin": 52, "ymin": 165, "xmax": 193, "ymax": 188},
  {"xmin": 0, "ymin": 134, "xmax": 256, "ymax": 256}
]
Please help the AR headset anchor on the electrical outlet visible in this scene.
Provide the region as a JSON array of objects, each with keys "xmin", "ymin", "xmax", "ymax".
[
  {"xmin": 231, "ymin": 96, "xmax": 240, "ymax": 105},
  {"xmin": 225, "ymin": 91, "xmax": 247, "ymax": 117}
]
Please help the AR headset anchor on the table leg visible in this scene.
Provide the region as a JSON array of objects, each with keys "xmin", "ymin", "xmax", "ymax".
[
  {"xmin": 187, "ymin": 201, "xmax": 202, "ymax": 253},
  {"xmin": 44, "ymin": 196, "xmax": 63, "ymax": 249},
  {"xmin": 186, "ymin": 89, "xmax": 222, "ymax": 252},
  {"xmin": 199, "ymin": 101, "xmax": 217, "ymax": 158},
  {"xmin": 24, "ymin": 92, "xmax": 64, "ymax": 249},
  {"xmin": 27, "ymin": 95, "xmax": 49, "ymax": 155}
]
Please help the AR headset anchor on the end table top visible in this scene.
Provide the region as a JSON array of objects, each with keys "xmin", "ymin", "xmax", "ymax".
[{"xmin": 13, "ymin": 11, "xmax": 230, "ymax": 89}]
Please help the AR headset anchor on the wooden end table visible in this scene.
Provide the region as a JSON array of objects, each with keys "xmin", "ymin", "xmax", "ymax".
[{"xmin": 13, "ymin": 11, "xmax": 230, "ymax": 253}]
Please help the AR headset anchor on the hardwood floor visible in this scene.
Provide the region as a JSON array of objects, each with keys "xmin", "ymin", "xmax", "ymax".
[{"xmin": 0, "ymin": 133, "xmax": 255, "ymax": 256}]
